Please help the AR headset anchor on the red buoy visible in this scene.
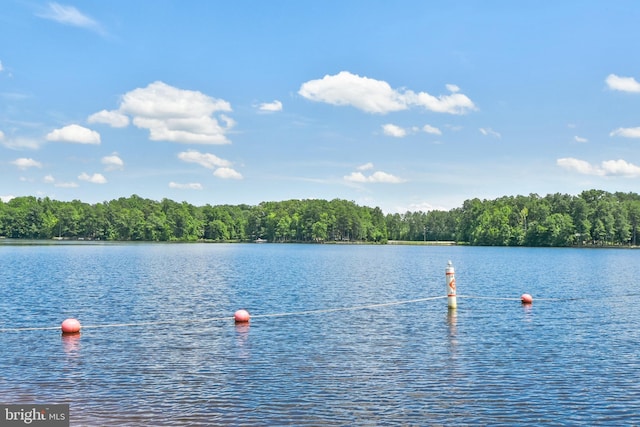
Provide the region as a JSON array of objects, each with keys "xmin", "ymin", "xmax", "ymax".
[
  {"xmin": 61, "ymin": 318, "xmax": 81, "ymax": 334},
  {"xmin": 521, "ymin": 294, "xmax": 533, "ymax": 304},
  {"xmin": 234, "ymin": 309, "xmax": 250, "ymax": 323}
]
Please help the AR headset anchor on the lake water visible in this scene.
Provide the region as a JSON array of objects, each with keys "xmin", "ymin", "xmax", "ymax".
[{"xmin": 1, "ymin": 242, "xmax": 639, "ymax": 426}]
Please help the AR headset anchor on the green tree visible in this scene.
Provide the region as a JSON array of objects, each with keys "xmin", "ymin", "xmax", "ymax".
[
  {"xmin": 208, "ymin": 219, "xmax": 229, "ymax": 240},
  {"xmin": 626, "ymin": 200, "xmax": 640, "ymax": 246},
  {"xmin": 526, "ymin": 213, "xmax": 574, "ymax": 246},
  {"xmin": 470, "ymin": 203, "xmax": 513, "ymax": 245},
  {"xmin": 312, "ymin": 219, "xmax": 328, "ymax": 242}
]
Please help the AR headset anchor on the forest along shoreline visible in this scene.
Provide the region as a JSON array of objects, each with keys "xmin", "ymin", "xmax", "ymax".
[{"xmin": 0, "ymin": 189, "xmax": 638, "ymax": 247}]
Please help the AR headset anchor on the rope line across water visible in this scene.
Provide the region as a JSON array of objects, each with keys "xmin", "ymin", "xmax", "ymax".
[
  {"xmin": 4, "ymin": 292, "xmax": 605, "ymax": 333},
  {"xmin": 0, "ymin": 295, "xmax": 448, "ymax": 333},
  {"xmin": 457, "ymin": 294, "xmax": 587, "ymax": 302},
  {"xmin": 457, "ymin": 295, "xmax": 522, "ymax": 301},
  {"xmin": 251, "ymin": 295, "xmax": 448, "ymax": 319}
]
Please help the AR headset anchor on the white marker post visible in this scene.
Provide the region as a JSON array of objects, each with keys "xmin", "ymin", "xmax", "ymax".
[{"xmin": 446, "ymin": 260, "xmax": 457, "ymax": 309}]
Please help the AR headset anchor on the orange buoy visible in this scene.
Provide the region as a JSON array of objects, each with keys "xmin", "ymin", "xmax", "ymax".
[
  {"xmin": 234, "ymin": 309, "xmax": 250, "ymax": 323},
  {"xmin": 61, "ymin": 318, "xmax": 81, "ymax": 334},
  {"xmin": 521, "ymin": 294, "xmax": 533, "ymax": 304}
]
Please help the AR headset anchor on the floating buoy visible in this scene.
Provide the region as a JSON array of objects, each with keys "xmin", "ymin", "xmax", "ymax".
[
  {"xmin": 61, "ymin": 318, "xmax": 81, "ymax": 334},
  {"xmin": 521, "ymin": 294, "xmax": 533, "ymax": 304},
  {"xmin": 446, "ymin": 261, "xmax": 457, "ymax": 309},
  {"xmin": 234, "ymin": 309, "xmax": 250, "ymax": 323}
]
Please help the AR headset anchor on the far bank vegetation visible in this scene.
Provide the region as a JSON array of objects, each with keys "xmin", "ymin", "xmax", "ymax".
[{"xmin": 0, "ymin": 189, "xmax": 638, "ymax": 247}]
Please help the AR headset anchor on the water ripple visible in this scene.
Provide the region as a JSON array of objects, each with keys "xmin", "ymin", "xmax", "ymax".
[{"xmin": 1, "ymin": 244, "xmax": 640, "ymax": 425}]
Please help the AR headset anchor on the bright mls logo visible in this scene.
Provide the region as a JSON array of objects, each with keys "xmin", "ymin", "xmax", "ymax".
[{"xmin": 0, "ymin": 405, "xmax": 69, "ymax": 426}]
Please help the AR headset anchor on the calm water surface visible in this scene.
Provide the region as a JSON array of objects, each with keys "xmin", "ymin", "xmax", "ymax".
[{"xmin": 1, "ymin": 242, "xmax": 639, "ymax": 426}]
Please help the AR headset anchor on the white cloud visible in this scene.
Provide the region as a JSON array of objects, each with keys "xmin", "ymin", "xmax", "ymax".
[
  {"xmin": 557, "ymin": 158, "xmax": 603, "ymax": 175},
  {"xmin": 213, "ymin": 167, "xmax": 243, "ymax": 180},
  {"xmin": 383, "ymin": 123, "xmax": 442, "ymax": 137},
  {"xmin": 369, "ymin": 171, "xmax": 405, "ymax": 183},
  {"xmin": 0, "ymin": 61, "xmax": 3, "ymax": 72},
  {"xmin": 610, "ymin": 127, "xmax": 640, "ymax": 138},
  {"xmin": 43, "ymin": 175, "xmax": 78, "ymax": 187},
  {"xmin": 258, "ymin": 100, "xmax": 283, "ymax": 112},
  {"xmin": 479, "ymin": 127, "xmax": 501, "ymax": 138},
  {"xmin": 56, "ymin": 181, "xmax": 79, "ymax": 188},
  {"xmin": 344, "ymin": 169, "xmax": 405, "ymax": 183},
  {"xmin": 344, "ymin": 172, "xmax": 368, "ymax": 183},
  {"xmin": 557, "ymin": 157, "xmax": 640, "ymax": 177},
  {"xmin": 445, "ymin": 84, "xmax": 460, "ymax": 93},
  {"xmin": 407, "ymin": 201, "xmax": 438, "ymax": 212},
  {"xmin": 300, "ymin": 71, "xmax": 406, "ymax": 114},
  {"xmin": 388, "ymin": 200, "xmax": 450, "ymax": 213},
  {"xmin": 12, "ymin": 158, "xmax": 42, "ymax": 169},
  {"xmin": 37, "ymin": 2, "xmax": 105, "ymax": 35},
  {"xmin": 574, "ymin": 136, "xmax": 588, "ymax": 143},
  {"xmin": 1, "ymin": 195, "xmax": 15, "ymax": 202},
  {"xmin": 0, "ymin": 130, "xmax": 4, "ymax": 140},
  {"xmin": 102, "ymin": 154, "xmax": 124, "ymax": 170},
  {"xmin": 606, "ymin": 74, "xmax": 640, "ymax": 93},
  {"xmin": 177, "ymin": 150, "xmax": 231, "ymax": 169},
  {"xmin": 177, "ymin": 150, "xmax": 241, "ymax": 179},
  {"xmin": 1, "ymin": 137, "xmax": 41, "ymax": 150},
  {"xmin": 108, "ymin": 81, "xmax": 234, "ymax": 144},
  {"xmin": 601, "ymin": 159, "xmax": 640, "ymax": 176},
  {"xmin": 121, "ymin": 81, "xmax": 231, "ymax": 117},
  {"xmin": 357, "ymin": 162, "xmax": 374, "ymax": 171},
  {"xmin": 169, "ymin": 182, "xmax": 203, "ymax": 190},
  {"xmin": 46, "ymin": 124, "xmax": 101, "ymax": 144},
  {"xmin": 88, "ymin": 110, "xmax": 130, "ymax": 128},
  {"xmin": 402, "ymin": 87, "xmax": 476, "ymax": 114},
  {"xmin": 78, "ymin": 172, "xmax": 107, "ymax": 184},
  {"xmin": 382, "ymin": 123, "xmax": 407, "ymax": 138},
  {"xmin": 299, "ymin": 71, "xmax": 476, "ymax": 115},
  {"xmin": 423, "ymin": 124, "xmax": 442, "ymax": 135}
]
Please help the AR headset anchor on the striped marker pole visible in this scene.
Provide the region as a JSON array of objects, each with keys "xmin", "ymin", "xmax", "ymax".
[{"xmin": 446, "ymin": 260, "xmax": 457, "ymax": 309}]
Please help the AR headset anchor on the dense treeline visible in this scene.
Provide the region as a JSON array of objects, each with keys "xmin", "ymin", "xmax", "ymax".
[
  {"xmin": 388, "ymin": 189, "xmax": 640, "ymax": 246},
  {"xmin": 458, "ymin": 190, "xmax": 640, "ymax": 246},
  {"xmin": 1, "ymin": 189, "xmax": 639, "ymax": 246},
  {"xmin": 0, "ymin": 195, "xmax": 387, "ymax": 243}
]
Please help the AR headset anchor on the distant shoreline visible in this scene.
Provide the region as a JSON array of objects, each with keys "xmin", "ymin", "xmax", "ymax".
[
  {"xmin": 386, "ymin": 240, "xmax": 457, "ymax": 246},
  {"xmin": 1, "ymin": 237, "xmax": 638, "ymax": 249}
]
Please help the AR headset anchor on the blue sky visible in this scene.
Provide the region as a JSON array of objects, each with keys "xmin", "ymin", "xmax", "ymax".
[{"xmin": 2, "ymin": 1, "xmax": 640, "ymax": 213}]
